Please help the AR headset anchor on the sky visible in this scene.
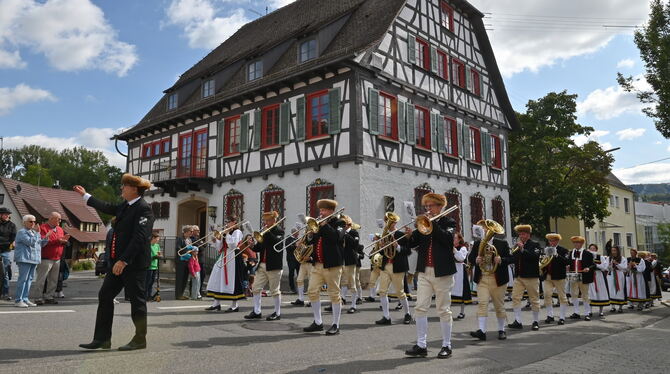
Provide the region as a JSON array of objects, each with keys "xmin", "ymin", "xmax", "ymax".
[{"xmin": 0, "ymin": 0, "xmax": 667, "ymax": 185}]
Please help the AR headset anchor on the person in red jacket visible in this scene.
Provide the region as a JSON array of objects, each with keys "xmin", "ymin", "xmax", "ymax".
[{"xmin": 31, "ymin": 212, "xmax": 69, "ymax": 304}]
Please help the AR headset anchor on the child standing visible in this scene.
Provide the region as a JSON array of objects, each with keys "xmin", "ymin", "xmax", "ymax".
[{"xmin": 188, "ymin": 248, "xmax": 202, "ymax": 300}]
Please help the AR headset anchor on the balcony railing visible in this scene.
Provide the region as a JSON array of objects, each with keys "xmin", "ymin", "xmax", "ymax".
[{"xmin": 152, "ymin": 156, "xmax": 208, "ymax": 182}]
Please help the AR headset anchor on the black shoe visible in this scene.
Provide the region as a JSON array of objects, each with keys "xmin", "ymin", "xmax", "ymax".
[
  {"xmin": 558, "ymin": 319, "xmax": 565, "ymax": 325},
  {"xmin": 224, "ymin": 307, "xmax": 239, "ymax": 313},
  {"xmin": 79, "ymin": 340, "xmax": 111, "ymax": 350},
  {"xmin": 291, "ymin": 299, "xmax": 305, "ymax": 306},
  {"xmin": 508, "ymin": 320, "xmax": 523, "ymax": 329},
  {"xmin": 599, "ymin": 312, "xmax": 604, "ymax": 318},
  {"xmin": 407, "ymin": 295, "xmax": 413, "ymax": 301},
  {"xmin": 617, "ymin": 309, "xmax": 623, "ymax": 313},
  {"xmin": 341, "ymin": 299, "xmax": 347, "ymax": 305},
  {"xmin": 456, "ymin": 312, "xmax": 465, "ymax": 319},
  {"xmin": 531, "ymin": 321, "xmax": 539, "ymax": 331},
  {"xmin": 244, "ymin": 311, "xmax": 262, "ymax": 319},
  {"xmin": 470, "ymin": 329, "xmax": 486, "ymax": 341},
  {"xmin": 375, "ymin": 316, "xmax": 392, "ymax": 325},
  {"xmin": 44, "ymin": 299, "xmax": 58, "ymax": 305},
  {"xmin": 628, "ymin": 305, "xmax": 635, "ymax": 310},
  {"xmin": 365, "ymin": 296, "xmax": 375, "ymax": 302},
  {"xmin": 205, "ymin": 305, "xmax": 221, "ymax": 311},
  {"xmin": 324, "ymin": 305, "xmax": 333, "ymax": 312},
  {"xmin": 118, "ymin": 340, "xmax": 146, "ymax": 351},
  {"xmin": 266, "ymin": 312, "xmax": 281, "ymax": 321},
  {"xmin": 405, "ymin": 345, "xmax": 428, "ymax": 357},
  {"xmin": 395, "ymin": 303, "xmax": 403, "ymax": 311},
  {"xmin": 403, "ymin": 313, "xmax": 412, "ymax": 325},
  {"xmin": 498, "ymin": 330, "xmax": 507, "ymax": 340},
  {"xmin": 437, "ymin": 346, "xmax": 452, "ymax": 359},
  {"xmin": 305, "ymin": 302, "xmax": 311, "ymax": 307},
  {"xmin": 356, "ymin": 298, "xmax": 363, "ymax": 305},
  {"xmin": 347, "ymin": 307, "xmax": 356, "ymax": 314},
  {"xmin": 303, "ymin": 321, "xmax": 324, "ymax": 332},
  {"xmin": 325, "ymin": 324, "xmax": 340, "ymax": 335},
  {"xmin": 545, "ymin": 316, "xmax": 555, "ymax": 324},
  {"xmin": 610, "ymin": 308, "xmax": 617, "ymax": 313},
  {"xmin": 584, "ymin": 315, "xmax": 591, "ymax": 321},
  {"xmin": 569, "ymin": 313, "xmax": 581, "ymax": 320}
]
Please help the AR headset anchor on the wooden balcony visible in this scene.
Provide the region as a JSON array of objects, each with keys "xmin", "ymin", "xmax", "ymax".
[{"xmin": 151, "ymin": 156, "xmax": 213, "ymax": 197}]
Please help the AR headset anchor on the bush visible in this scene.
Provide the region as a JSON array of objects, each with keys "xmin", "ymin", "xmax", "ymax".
[{"xmin": 71, "ymin": 260, "xmax": 95, "ymax": 271}]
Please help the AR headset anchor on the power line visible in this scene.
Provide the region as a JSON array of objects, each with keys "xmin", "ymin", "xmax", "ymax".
[{"xmin": 617, "ymin": 157, "xmax": 670, "ymax": 170}]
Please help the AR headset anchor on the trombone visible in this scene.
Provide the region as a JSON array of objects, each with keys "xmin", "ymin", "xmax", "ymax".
[
  {"xmin": 221, "ymin": 217, "xmax": 286, "ymax": 267},
  {"xmin": 415, "ymin": 205, "xmax": 459, "ymax": 235},
  {"xmin": 176, "ymin": 221, "xmax": 249, "ymax": 256}
]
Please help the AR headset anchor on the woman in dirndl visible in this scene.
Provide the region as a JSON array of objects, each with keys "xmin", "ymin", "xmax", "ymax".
[
  {"xmin": 205, "ymin": 216, "xmax": 246, "ymax": 312},
  {"xmin": 587, "ymin": 244, "xmax": 610, "ymax": 318},
  {"xmin": 451, "ymin": 232, "xmax": 472, "ymax": 319},
  {"xmin": 607, "ymin": 245, "xmax": 627, "ymax": 313},
  {"xmin": 626, "ymin": 248, "xmax": 647, "ymax": 311}
]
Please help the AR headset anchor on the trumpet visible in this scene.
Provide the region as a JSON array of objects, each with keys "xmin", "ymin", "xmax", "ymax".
[{"xmin": 177, "ymin": 221, "xmax": 249, "ymax": 256}]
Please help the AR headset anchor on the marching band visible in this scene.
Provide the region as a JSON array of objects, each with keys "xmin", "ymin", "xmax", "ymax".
[{"xmin": 198, "ymin": 193, "xmax": 665, "ymax": 359}]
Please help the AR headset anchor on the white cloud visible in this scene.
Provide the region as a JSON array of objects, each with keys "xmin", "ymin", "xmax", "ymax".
[
  {"xmin": 0, "ymin": 84, "xmax": 56, "ymax": 115},
  {"xmin": 667, "ymin": 145, "xmax": 670, "ymax": 152},
  {"xmin": 577, "ymin": 75, "xmax": 651, "ymax": 120},
  {"xmin": 269, "ymin": 0, "xmax": 296, "ymax": 8},
  {"xmin": 655, "ymin": 141, "xmax": 662, "ymax": 145},
  {"xmin": 616, "ymin": 58, "xmax": 635, "ymax": 69},
  {"xmin": 469, "ymin": 0, "xmax": 649, "ymax": 77},
  {"xmin": 165, "ymin": 0, "xmax": 250, "ymax": 49},
  {"xmin": 0, "ymin": 0, "xmax": 137, "ymax": 76},
  {"xmin": 614, "ymin": 164, "xmax": 670, "ymax": 184},
  {"xmin": 2, "ymin": 127, "xmax": 127, "ymax": 168},
  {"xmin": 616, "ymin": 128, "xmax": 646, "ymax": 140}
]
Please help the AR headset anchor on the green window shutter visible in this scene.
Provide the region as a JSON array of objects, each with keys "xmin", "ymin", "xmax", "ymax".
[
  {"xmin": 240, "ymin": 113, "xmax": 250, "ymax": 153},
  {"xmin": 328, "ymin": 87, "xmax": 341, "ymax": 135},
  {"xmin": 407, "ymin": 35, "xmax": 416, "ymax": 64},
  {"xmin": 483, "ymin": 132, "xmax": 491, "ymax": 165},
  {"xmin": 430, "ymin": 113, "xmax": 438, "ymax": 151},
  {"xmin": 398, "ymin": 101, "xmax": 406, "ymax": 143},
  {"xmin": 462, "ymin": 123, "xmax": 471, "ymax": 160},
  {"xmin": 406, "ymin": 104, "xmax": 416, "ymax": 145},
  {"xmin": 216, "ymin": 119, "xmax": 225, "ymax": 157},
  {"xmin": 296, "ymin": 95, "xmax": 306, "ymax": 141},
  {"xmin": 368, "ymin": 88, "xmax": 379, "ymax": 135},
  {"xmin": 437, "ymin": 116, "xmax": 445, "ymax": 153},
  {"xmin": 279, "ymin": 102, "xmax": 290, "ymax": 145},
  {"xmin": 430, "ymin": 46, "xmax": 438, "ymax": 73},
  {"xmin": 252, "ymin": 109, "xmax": 262, "ymax": 150}
]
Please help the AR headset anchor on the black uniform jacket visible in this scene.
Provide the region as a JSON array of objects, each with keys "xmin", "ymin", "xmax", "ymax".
[
  {"xmin": 408, "ymin": 216, "xmax": 457, "ymax": 277},
  {"xmin": 469, "ymin": 238, "xmax": 513, "ymax": 286},
  {"xmin": 513, "ymin": 239, "xmax": 541, "ymax": 278},
  {"xmin": 569, "ymin": 249, "xmax": 595, "ymax": 284},
  {"xmin": 542, "ymin": 245, "xmax": 570, "ymax": 281},
  {"xmin": 381, "ymin": 230, "xmax": 412, "ymax": 273},
  {"xmin": 87, "ymin": 196, "xmax": 154, "ymax": 270},
  {"xmin": 307, "ymin": 217, "xmax": 345, "ymax": 269},
  {"xmin": 253, "ymin": 226, "xmax": 284, "ymax": 271},
  {"xmin": 343, "ymin": 228, "xmax": 362, "ymax": 266}
]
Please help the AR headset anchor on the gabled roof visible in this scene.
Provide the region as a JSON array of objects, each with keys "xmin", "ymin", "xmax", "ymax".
[
  {"xmin": 116, "ymin": 0, "xmax": 405, "ymax": 140},
  {"xmin": 0, "ymin": 178, "xmax": 107, "ymax": 243},
  {"xmin": 607, "ymin": 173, "xmax": 634, "ymax": 193}
]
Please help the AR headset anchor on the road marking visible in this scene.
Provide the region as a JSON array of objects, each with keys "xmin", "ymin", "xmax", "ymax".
[
  {"xmin": 0, "ymin": 310, "xmax": 76, "ymax": 314},
  {"xmin": 156, "ymin": 305, "xmax": 212, "ymax": 310}
]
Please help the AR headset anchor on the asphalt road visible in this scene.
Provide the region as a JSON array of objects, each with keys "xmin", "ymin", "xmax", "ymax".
[{"xmin": 1, "ymin": 271, "xmax": 668, "ymax": 374}]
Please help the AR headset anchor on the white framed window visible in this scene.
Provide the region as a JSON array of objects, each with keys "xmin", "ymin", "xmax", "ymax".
[
  {"xmin": 613, "ymin": 232, "xmax": 621, "ymax": 247},
  {"xmin": 248, "ymin": 60, "xmax": 263, "ymax": 81},
  {"xmin": 202, "ymin": 79, "xmax": 215, "ymax": 98},
  {"xmin": 167, "ymin": 93, "xmax": 178, "ymax": 110},
  {"xmin": 299, "ymin": 39, "xmax": 317, "ymax": 63},
  {"xmin": 626, "ymin": 233, "xmax": 633, "ymax": 248},
  {"xmin": 624, "ymin": 197, "xmax": 630, "ymax": 213},
  {"xmin": 615, "ymin": 196, "xmax": 620, "ymax": 208}
]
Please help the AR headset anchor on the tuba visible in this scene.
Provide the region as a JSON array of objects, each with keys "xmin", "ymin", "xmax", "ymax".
[
  {"xmin": 539, "ymin": 246, "xmax": 556, "ymax": 270},
  {"xmin": 477, "ymin": 219, "xmax": 505, "ymax": 275}
]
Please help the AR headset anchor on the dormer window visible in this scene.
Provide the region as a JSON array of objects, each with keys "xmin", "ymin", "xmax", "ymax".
[
  {"xmin": 299, "ymin": 39, "xmax": 317, "ymax": 63},
  {"xmin": 202, "ymin": 79, "xmax": 215, "ymax": 98},
  {"xmin": 248, "ymin": 60, "xmax": 263, "ymax": 81},
  {"xmin": 167, "ymin": 93, "xmax": 178, "ymax": 110}
]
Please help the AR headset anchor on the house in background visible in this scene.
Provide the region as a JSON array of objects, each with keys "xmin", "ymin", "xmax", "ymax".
[
  {"xmin": 112, "ymin": 0, "xmax": 518, "ymax": 261},
  {"xmin": 553, "ymin": 173, "xmax": 637, "ymax": 255},
  {"xmin": 0, "ymin": 178, "xmax": 107, "ymax": 259},
  {"xmin": 635, "ymin": 201, "xmax": 670, "ymax": 253}
]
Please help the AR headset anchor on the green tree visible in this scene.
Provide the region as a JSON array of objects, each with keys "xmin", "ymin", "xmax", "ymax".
[
  {"xmin": 617, "ymin": 0, "xmax": 670, "ymax": 138},
  {"xmin": 21, "ymin": 164, "xmax": 54, "ymax": 188},
  {"xmin": 658, "ymin": 222, "xmax": 670, "ymax": 265},
  {"xmin": 510, "ymin": 91, "xmax": 614, "ymax": 237}
]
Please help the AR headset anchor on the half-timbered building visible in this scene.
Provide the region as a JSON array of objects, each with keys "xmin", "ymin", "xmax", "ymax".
[{"xmin": 113, "ymin": 0, "xmax": 518, "ymax": 253}]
